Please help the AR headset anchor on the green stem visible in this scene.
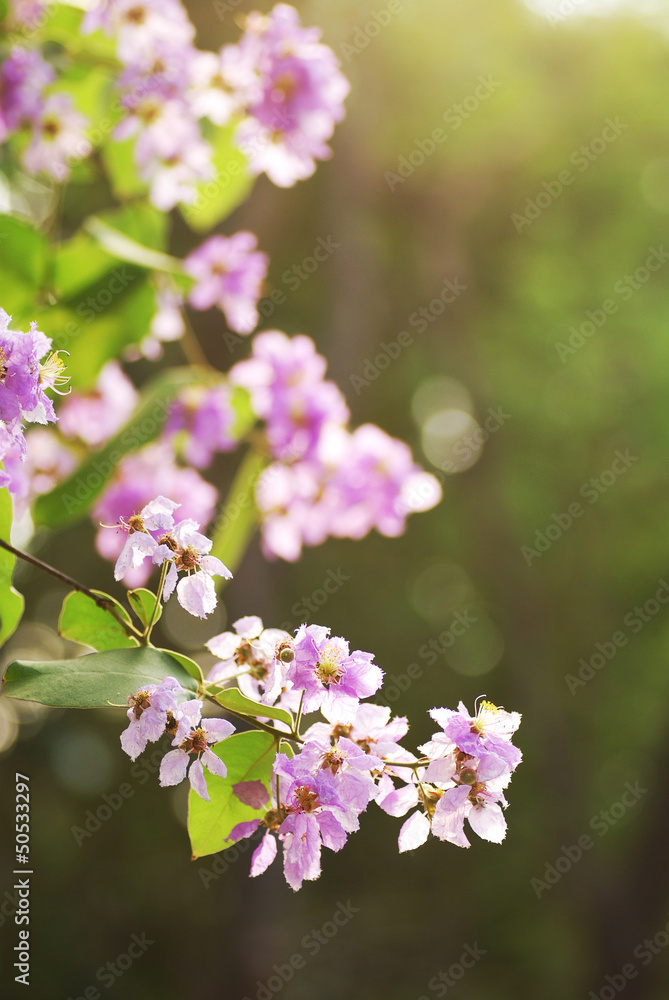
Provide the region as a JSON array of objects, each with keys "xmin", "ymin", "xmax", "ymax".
[
  {"xmin": 0, "ymin": 537, "xmax": 141, "ymax": 639},
  {"xmin": 143, "ymin": 562, "xmax": 168, "ymax": 646},
  {"xmin": 386, "ymin": 758, "xmax": 429, "ymax": 769},
  {"xmin": 213, "ymin": 705, "xmax": 285, "ymax": 741},
  {"xmin": 292, "ymin": 690, "xmax": 305, "ymax": 741}
]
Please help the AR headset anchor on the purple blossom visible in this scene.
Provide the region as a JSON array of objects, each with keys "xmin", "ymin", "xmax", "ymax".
[
  {"xmin": 159, "ymin": 701, "xmax": 236, "ymax": 801},
  {"xmin": 119, "ymin": 676, "xmax": 183, "ymax": 761},
  {"xmin": 163, "ymin": 383, "xmax": 237, "ymax": 469},
  {"xmin": 305, "ymin": 702, "xmax": 409, "ymax": 760},
  {"xmin": 423, "ymin": 700, "xmax": 522, "ymax": 774},
  {"xmin": 3, "ymin": 428, "xmax": 77, "ymax": 517},
  {"xmin": 23, "ymin": 94, "xmax": 92, "ymax": 182},
  {"xmin": 288, "ymin": 624, "xmax": 383, "ymax": 722},
  {"xmin": 112, "ymin": 495, "xmax": 180, "ymax": 582},
  {"xmin": 0, "ymin": 47, "xmax": 54, "ymax": 141},
  {"xmin": 184, "ymin": 233, "xmax": 268, "ymax": 335},
  {"xmin": 134, "ymin": 104, "xmax": 214, "ymax": 211},
  {"xmin": 430, "ymin": 760, "xmax": 511, "ymax": 849},
  {"xmin": 144, "ymin": 277, "xmax": 185, "ymax": 358},
  {"xmin": 157, "ymin": 518, "xmax": 233, "ymax": 619},
  {"xmin": 230, "ymin": 331, "xmax": 349, "ymax": 461},
  {"xmin": 93, "ymin": 443, "xmax": 218, "ymax": 588},
  {"xmin": 57, "ymin": 362, "xmax": 137, "ymax": 447},
  {"xmin": 0, "ymin": 310, "xmax": 55, "ymax": 428},
  {"xmin": 206, "ymin": 615, "xmax": 292, "ymax": 705},
  {"xmin": 230, "ymin": 4, "xmax": 350, "ymax": 187}
]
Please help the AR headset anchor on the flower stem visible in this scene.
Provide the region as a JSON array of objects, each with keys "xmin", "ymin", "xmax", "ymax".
[
  {"xmin": 0, "ymin": 537, "xmax": 141, "ymax": 638},
  {"xmin": 143, "ymin": 562, "xmax": 168, "ymax": 645}
]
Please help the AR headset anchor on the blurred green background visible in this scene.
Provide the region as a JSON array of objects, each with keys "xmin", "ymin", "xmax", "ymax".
[{"xmin": 4, "ymin": 0, "xmax": 669, "ymax": 996}]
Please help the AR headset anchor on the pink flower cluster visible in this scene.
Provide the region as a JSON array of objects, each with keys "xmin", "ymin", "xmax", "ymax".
[
  {"xmin": 111, "ymin": 495, "xmax": 231, "ymax": 617},
  {"xmin": 229, "ymin": 331, "xmax": 442, "ymax": 559},
  {"xmin": 118, "ymin": 614, "xmax": 523, "ymax": 890},
  {"xmin": 0, "ymin": 309, "xmax": 68, "ymax": 490},
  {"xmin": 0, "ymin": 46, "xmax": 91, "ymax": 181},
  {"xmin": 77, "ymin": 2, "xmax": 348, "ymax": 207}
]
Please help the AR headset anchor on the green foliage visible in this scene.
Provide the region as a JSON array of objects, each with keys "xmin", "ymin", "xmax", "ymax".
[
  {"xmin": 85, "ymin": 216, "xmax": 182, "ymax": 275},
  {"xmin": 215, "ymin": 688, "xmax": 294, "ymax": 729},
  {"xmin": 59, "ymin": 590, "xmax": 138, "ymax": 651},
  {"xmin": 180, "ymin": 125, "xmax": 254, "ymax": 232},
  {"xmin": 102, "ymin": 137, "xmax": 148, "ymax": 200},
  {"xmin": 187, "ymin": 731, "xmax": 275, "ymax": 859},
  {"xmin": 0, "ymin": 488, "xmax": 24, "ymax": 648},
  {"xmin": 33, "ymin": 366, "xmax": 198, "ymax": 527},
  {"xmin": 0, "ymin": 215, "xmax": 49, "ymax": 314},
  {"xmin": 210, "ymin": 448, "xmax": 267, "ymax": 576},
  {"xmin": 127, "ymin": 588, "xmax": 161, "ymax": 629},
  {"xmin": 2, "ymin": 646, "xmax": 198, "ymax": 708},
  {"xmin": 157, "ymin": 649, "xmax": 203, "ymax": 684}
]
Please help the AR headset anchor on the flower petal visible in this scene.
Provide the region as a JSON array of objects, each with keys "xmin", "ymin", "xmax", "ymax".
[
  {"xmin": 398, "ymin": 811, "xmax": 430, "ymax": 853},
  {"xmin": 189, "ymin": 758, "xmax": 210, "ymax": 800},
  {"xmin": 159, "ymin": 749, "xmax": 189, "ymax": 787},
  {"xmin": 250, "ymin": 832, "xmax": 278, "ymax": 877}
]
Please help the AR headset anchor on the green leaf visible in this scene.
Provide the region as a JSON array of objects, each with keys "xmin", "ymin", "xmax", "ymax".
[
  {"xmin": 2, "ymin": 647, "xmax": 198, "ymax": 709},
  {"xmin": 33, "ymin": 366, "xmax": 197, "ymax": 528},
  {"xmin": 34, "ymin": 273, "xmax": 157, "ymax": 389},
  {"xmin": 180, "ymin": 125, "xmax": 254, "ymax": 232},
  {"xmin": 210, "ymin": 449, "xmax": 267, "ymax": 577},
  {"xmin": 0, "ymin": 487, "xmax": 24, "ymax": 648},
  {"xmin": 0, "ymin": 215, "xmax": 48, "ymax": 311},
  {"xmin": 127, "ymin": 588, "xmax": 161, "ymax": 629},
  {"xmin": 85, "ymin": 217, "xmax": 183, "ymax": 275},
  {"xmin": 157, "ymin": 649, "xmax": 203, "ymax": 684},
  {"xmin": 215, "ymin": 688, "xmax": 293, "ymax": 729},
  {"xmin": 54, "ymin": 233, "xmax": 120, "ymax": 299},
  {"xmin": 59, "ymin": 590, "xmax": 139, "ymax": 651},
  {"xmin": 230, "ymin": 385, "xmax": 256, "ymax": 440},
  {"xmin": 95, "ymin": 204, "xmax": 169, "ymax": 252},
  {"xmin": 188, "ymin": 731, "xmax": 276, "ymax": 859},
  {"xmin": 102, "ymin": 138, "xmax": 147, "ymax": 200}
]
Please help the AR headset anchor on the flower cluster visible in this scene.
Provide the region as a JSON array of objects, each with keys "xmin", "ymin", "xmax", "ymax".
[
  {"xmin": 93, "ymin": 448, "xmax": 218, "ymax": 588},
  {"xmin": 0, "ymin": 46, "xmax": 91, "ymax": 181},
  {"xmin": 229, "ymin": 331, "xmax": 442, "ymax": 560},
  {"xmin": 229, "ymin": 4, "xmax": 350, "ymax": 187},
  {"xmin": 110, "ymin": 495, "xmax": 231, "ymax": 617},
  {"xmin": 0, "ymin": 310, "xmax": 68, "ymax": 490},
  {"xmin": 162, "ymin": 382, "xmax": 237, "ymax": 470},
  {"xmin": 117, "ymin": 609, "xmax": 522, "ymax": 891},
  {"xmin": 119, "ymin": 676, "xmax": 235, "ymax": 801},
  {"xmin": 184, "ymin": 232, "xmax": 269, "ymax": 336},
  {"xmin": 74, "ymin": 2, "xmax": 348, "ymax": 208}
]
